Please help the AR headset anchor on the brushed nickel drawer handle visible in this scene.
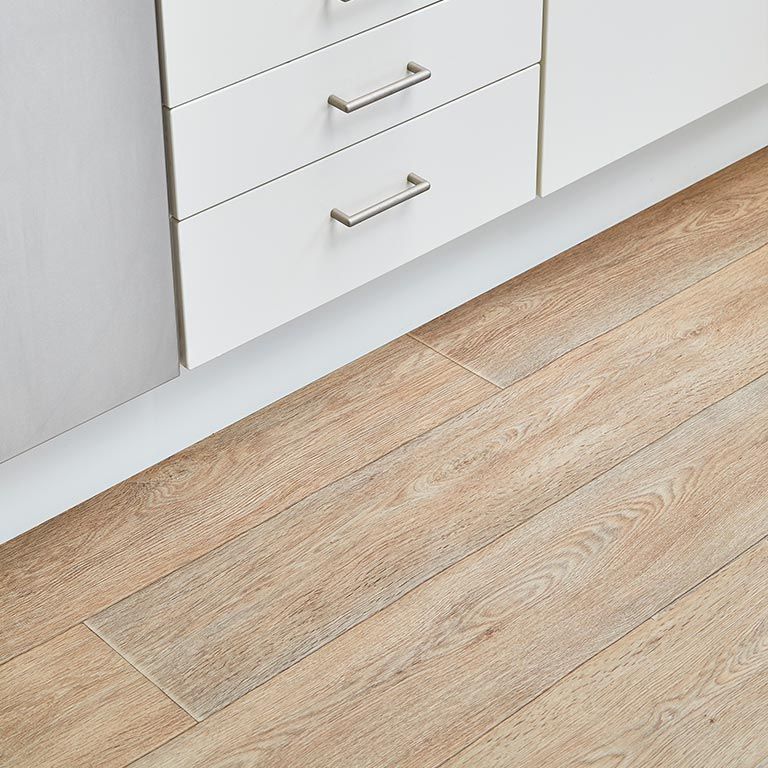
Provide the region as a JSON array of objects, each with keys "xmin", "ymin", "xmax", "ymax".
[
  {"xmin": 331, "ymin": 173, "xmax": 431, "ymax": 227},
  {"xmin": 328, "ymin": 62, "xmax": 431, "ymax": 113}
]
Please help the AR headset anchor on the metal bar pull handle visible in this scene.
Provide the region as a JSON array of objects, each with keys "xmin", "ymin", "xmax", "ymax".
[
  {"xmin": 330, "ymin": 173, "xmax": 431, "ymax": 228},
  {"xmin": 328, "ymin": 62, "xmax": 431, "ymax": 113}
]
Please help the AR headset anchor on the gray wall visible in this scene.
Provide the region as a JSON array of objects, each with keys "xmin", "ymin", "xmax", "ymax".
[{"xmin": 0, "ymin": 0, "xmax": 178, "ymax": 462}]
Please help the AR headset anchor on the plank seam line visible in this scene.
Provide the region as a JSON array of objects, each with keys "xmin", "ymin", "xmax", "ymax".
[
  {"xmin": 434, "ymin": 534, "xmax": 768, "ymax": 768},
  {"xmin": 407, "ymin": 333, "xmax": 503, "ymax": 389},
  {"xmin": 508, "ymin": 239, "xmax": 768, "ymax": 390},
  {"xmin": 82, "ymin": 622, "xmax": 201, "ymax": 723},
  {"xmin": 115, "ymin": 367, "xmax": 768, "ymax": 726},
  {"xmin": 0, "ymin": 346, "xmax": 509, "ymax": 670},
  {"xmin": 3, "ymin": 241, "xmax": 765, "ymax": 672},
  {"xmin": 0, "ymin": 381, "xmax": 495, "ymax": 671},
  {"xmin": 419, "ymin": 237, "xmax": 768, "ymax": 393}
]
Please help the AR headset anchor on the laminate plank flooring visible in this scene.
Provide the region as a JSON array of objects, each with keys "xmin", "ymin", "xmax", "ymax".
[
  {"xmin": 91, "ymin": 245, "xmax": 768, "ymax": 720},
  {"xmin": 446, "ymin": 540, "xmax": 768, "ymax": 768},
  {"xmin": 0, "ymin": 336, "xmax": 495, "ymax": 664},
  {"xmin": 0, "ymin": 625, "xmax": 192, "ymax": 768},
  {"xmin": 412, "ymin": 147, "xmax": 768, "ymax": 387},
  {"xmin": 129, "ymin": 366, "xmax": 768, "ymax": 767},
  {"xmin": 4, "ymin": 154, "xmax": 768, "ymax": 767}
]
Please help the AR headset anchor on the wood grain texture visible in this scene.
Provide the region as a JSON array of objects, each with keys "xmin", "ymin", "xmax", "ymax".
[
  {"xmin": 446, "ymin": 540, "xmax": 768, "ymax": 768},
  {"xmin": 0, "ymin": 625, "xmax": 192, "ymax": 768},
  {"xmin": 0, "ymin": 336, "xmax": 495, "ymax": 665},
  {"xmin": 93, "ymin": 246, "xmax": 768, "ymax": 720},
  {"xmin": 130, "ymin": 366, "xmax": 768, "ymax": 767},
  {"xmin": 412, "ymin": 147, "xmax": 768, "ymax": 386}
]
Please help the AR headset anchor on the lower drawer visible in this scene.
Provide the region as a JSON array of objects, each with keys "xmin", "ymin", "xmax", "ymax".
[{"xmin": 175, "ymin": 67, "xmax": 539, "ymax": 368}]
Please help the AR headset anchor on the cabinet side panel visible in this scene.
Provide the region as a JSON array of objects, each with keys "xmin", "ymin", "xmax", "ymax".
[{"xmin": 0, "ymin": 0, "xmax": 178, "ymax": 462}]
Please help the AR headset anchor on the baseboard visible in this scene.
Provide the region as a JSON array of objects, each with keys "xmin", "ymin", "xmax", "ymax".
[{"xmin": 2, "ymin": 83, "xmax": 767, "ymax": 544}]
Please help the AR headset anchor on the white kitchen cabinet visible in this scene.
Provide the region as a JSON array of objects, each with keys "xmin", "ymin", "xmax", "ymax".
[{"xmin": 539, "ymin": 0, "xmax": 768, "ymax": 194}]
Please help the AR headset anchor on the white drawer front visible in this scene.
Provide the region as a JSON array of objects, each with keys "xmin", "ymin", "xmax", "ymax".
[
  {"xmin": 176, "ymin": 68, "xmax": 540, "ymax": 367},
  {"xmin": 158, "ymin": 0, "xmax": 441, "ymax": 107},
  {"xmin": 167, "ymin": 0, "xmax": 542, "ymax": 219}
]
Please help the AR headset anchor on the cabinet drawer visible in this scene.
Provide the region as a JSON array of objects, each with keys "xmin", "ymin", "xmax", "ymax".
[
  {"xmin": 175, "ymin": 67, "xmax": 540, "ymax": 367},
  {"xmin": 158, "ymin": 0, "xmax": 442, "ymax": 107},
  {"xmin": 167, "ymin": 0, "xmax": 542, "ymax": 219}
]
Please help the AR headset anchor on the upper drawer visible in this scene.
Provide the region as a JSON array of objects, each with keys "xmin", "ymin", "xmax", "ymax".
[
  {"xmin": 158, "ymin": 0, "xmax": 442, "ymax": 106},
  {"xmin": 166, "ymin": 0, "xmax": 542, "ymax": 219}
]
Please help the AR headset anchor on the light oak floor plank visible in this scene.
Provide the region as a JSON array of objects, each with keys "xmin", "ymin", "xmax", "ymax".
[
  {"xmin": 92, "ymin": 245, "xmax": 768, "ymax": 720},
  {"xmin": 412, "ymin": 147, "xmax": 768, "ymax": 387},
  {"xmin": 0, "ymin": 624, "xmax": 193, "ymax": 768},
  {"xmin": 445, "ymin": 539, "xmax": 768, "ymax": 768},
  {"xmin": 130, "ymin": 363, "xmax": 768, "ymax": 767},
  {"xmin": 0, "ymin": 336, "xmax": 496, "ymax": 665}
]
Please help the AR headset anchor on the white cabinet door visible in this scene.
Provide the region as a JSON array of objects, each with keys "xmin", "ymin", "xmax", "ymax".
[{"xmin": 539, "ymin": 0, "xmax": 768, "ymax": 195}]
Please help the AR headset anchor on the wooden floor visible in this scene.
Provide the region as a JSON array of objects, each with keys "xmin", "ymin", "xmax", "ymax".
[{"xmin": 2, "ymin": 149, "xmax": 768, "ymax": 767}]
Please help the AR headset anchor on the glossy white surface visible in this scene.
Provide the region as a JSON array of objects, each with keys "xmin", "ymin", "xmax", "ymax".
[{"xmin": 166, "ymin": 0, "xmax": 542, "ymax": 219}]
